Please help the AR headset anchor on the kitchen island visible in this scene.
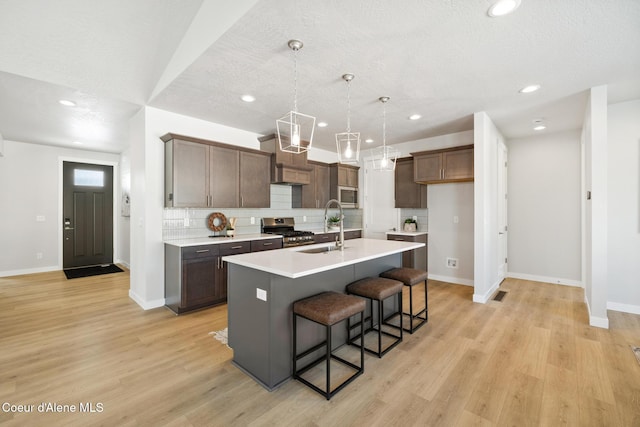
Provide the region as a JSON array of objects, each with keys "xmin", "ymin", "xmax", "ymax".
[{"xmin": 222, "ymin": 238, "xmax": 425, "ymax": 390}]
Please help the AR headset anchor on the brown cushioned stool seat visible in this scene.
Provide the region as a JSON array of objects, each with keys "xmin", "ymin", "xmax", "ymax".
[
  {"xmin": 380, "ymin": 268, "xmax": 428, "ymax": 333},
  {"xmin": 346, "ymin": 277, "xmax": 403, "ymax": 358},
  {"xmin": 293, "ymin": 291, "xmax": 365, "ymax": 400}
]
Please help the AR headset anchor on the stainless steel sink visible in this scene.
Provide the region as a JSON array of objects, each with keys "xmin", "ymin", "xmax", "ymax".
[{"xmin": 297, "ymin": 245, "xmax": 345, "ymax": 254}]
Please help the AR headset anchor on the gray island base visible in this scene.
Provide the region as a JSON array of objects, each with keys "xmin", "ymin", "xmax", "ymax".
[{"xmin": 223, "ymin": 238, "xmax": 424, "ymax": 391}]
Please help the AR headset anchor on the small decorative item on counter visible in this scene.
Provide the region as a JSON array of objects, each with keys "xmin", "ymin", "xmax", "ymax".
[
  {"xmin": 328, "ymin": 215, "xmax": 341, "ymax": 231},
  {"xmin": 226, "ymin": 217, "xmax": 237, "ymax": 236},
  {"xmin": 403, "ymin": 218, "xmax": 417, "ymax": 232}
]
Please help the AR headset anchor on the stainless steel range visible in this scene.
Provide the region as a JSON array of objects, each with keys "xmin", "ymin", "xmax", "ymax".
[{"xmin": 261, "ymin": 217, "xmax": 315, "ymax": 247}]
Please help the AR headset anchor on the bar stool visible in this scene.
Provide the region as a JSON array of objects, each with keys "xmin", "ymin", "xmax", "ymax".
[
  {"xmin": 292, "ymin": 291, "xmax": 366, "ymax": 400},
  {"xmin": 346, "ymin": 277, "xmax": 404, "ymax": 357},
  {"xmin": 380, "ymin": 268, "xmax": 428, "ymax": 333}
]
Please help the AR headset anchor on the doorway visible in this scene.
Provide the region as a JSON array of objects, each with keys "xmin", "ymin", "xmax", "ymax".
[{"xmin": 62, "ymin": 161, "xmax": 114, "ymax": 269}]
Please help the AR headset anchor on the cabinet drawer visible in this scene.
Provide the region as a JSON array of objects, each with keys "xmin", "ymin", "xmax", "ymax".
[
  {"xmin": 313, "ymin": 233, "xmax": 334, "ymax": 243},
  {"xmin": 182, "ymin": 245, "xmax": 219, "ymax": 259},
  {"xmin": 387, "ymin": 233, "xmax": 419, "ymax": 242},
  {"xmin": 344, "ymin": 230, "xmax": 362, "ymax": 240},
  {"xmin": 251, "ymin": 238, "xmax": 283, "ymax": 252},
  {"xmin": 219, "ymin": 241, "xmax": 251, "ymax": 256}
]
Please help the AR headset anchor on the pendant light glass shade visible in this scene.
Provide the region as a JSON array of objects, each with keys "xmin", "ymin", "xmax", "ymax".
[
  {"xmin": 276, "ymin": 39, "xmax": 315, "ymax": 154},
  {"xmin": 336, "ymin": 74, "xmax": 360, "ymax": 164},
  {"xmin": 367, "ymin": 97, "xmax": 399, "ymax": 171}
]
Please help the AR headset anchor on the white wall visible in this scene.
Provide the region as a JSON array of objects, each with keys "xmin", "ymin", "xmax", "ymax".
[
  {"xmin": 582, "ymin": 86, "xmax": 609, "ymax": 328},
  {"xmin": 607, "ymin": 99, "xmax": 640, "ymax": 314},
  {"xmin": 473, "ymin": 112, "xmax": 502, "ymax": 303},
  {"xmin": 427, "ymin": 182, "xmax": 474, "ymax": 285},
  {"xmin": 118, "ymin": 148, "xmax": 131, "ymax": 267},
  {"xmin": 507, "ymin": 130, "xmax": 582, "ymax": 285},
  {"xmin": 0, "ymin": 140, "xmax": 120, "ymax": 276}
]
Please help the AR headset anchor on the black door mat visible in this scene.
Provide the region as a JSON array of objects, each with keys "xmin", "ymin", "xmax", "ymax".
[{"xmin": 64, "ymin": 264, "xmax": 124, "ymax": 279}]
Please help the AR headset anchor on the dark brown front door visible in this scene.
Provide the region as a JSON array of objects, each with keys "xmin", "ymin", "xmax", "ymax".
[{"xmin": 63, "ymin": 162, "xmax": 114, "ymax": 269}]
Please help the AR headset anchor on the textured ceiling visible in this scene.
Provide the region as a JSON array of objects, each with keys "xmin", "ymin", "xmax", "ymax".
[{"xmin": 1, "ymin": 0, "xmax": 639, "ymax": 153}]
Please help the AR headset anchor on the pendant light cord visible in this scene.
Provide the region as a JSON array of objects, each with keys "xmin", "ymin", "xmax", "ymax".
[
  {"xmin": 346, "ymin": 79, "xmax": 351, "ymax": 133},
  {"xmin": 293, "ymin": 47, "xmax": 298, "ymax": 113}
]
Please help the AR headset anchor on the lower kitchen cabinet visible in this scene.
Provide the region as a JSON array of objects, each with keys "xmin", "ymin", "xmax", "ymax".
[
  {"xmin": 386, "ymin": 233, "xmax": 428, "ymax": 271},
  {"xmin": 313, "ymin": 229, "xmax": 362, "ymax": 243},
  {"xmin": 165, "ymin": 238, "xmax": 281, "ymax": 314}
]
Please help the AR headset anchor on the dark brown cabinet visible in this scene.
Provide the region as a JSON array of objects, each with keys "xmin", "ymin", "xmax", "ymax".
[
  {"xmin": 386, "ymin": 233, "xmax": 428, "ymax": 271},
  {"xmin": 296, "ymin": 161, "xmax": 330, "ymax": 208},
  {"xmin": 412, "ymin": 145, "xmax": 474, "ymax": 184},
  {"xmin": 313, "ymin": 229, "xmax": 362, "ymax": 243},
  {"xmin": 259, "ymin": 135, "xmax": 312, "ymax": 185},
  {"xmin": 395, "ymin": 157, "xmax": 427, "ymax": 208},
  {"xmin": 165, "ymin": 237, "xmax": 283, "ymax": 314},
  {"xmin": 330, "ymin": 163, "xmax": 359, "ymax": 188},
  {"xmin": 162, "ymin": 133, "xmax": 271, "ymax": 208}
]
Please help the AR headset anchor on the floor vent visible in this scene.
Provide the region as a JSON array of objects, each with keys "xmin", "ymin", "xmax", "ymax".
[{"xmin": 493, "ymin": 290, "xmax": 507, "ymax": 302}]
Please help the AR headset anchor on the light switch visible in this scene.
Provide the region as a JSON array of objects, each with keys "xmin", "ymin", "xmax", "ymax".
[
  {"xmin": 36, "ymin": 215, "xmax": 45, "ymax": 222},
  {"xmin": 453, "ymin": 216, "xmax": 459, "ymax": 224},
  {"xmin": 256, "ymin": 288, "xmax": 267, "ymax": 301}
]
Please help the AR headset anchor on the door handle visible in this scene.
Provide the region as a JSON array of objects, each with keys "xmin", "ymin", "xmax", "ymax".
[{"xmin": 64, "ymin": 227, "xmax": 75, "ymax": 230}]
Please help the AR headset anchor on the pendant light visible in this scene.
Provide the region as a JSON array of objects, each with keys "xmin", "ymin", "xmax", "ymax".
[
  {"xmin": 335, "ymin": 73, "xmax": 360, "ymax": 164},
  {"xmin": 276, "ymin": 39, "xmax": 315, "ymax": 154},
  {"xmin": 367, "ymin": 96, "xmax": 399, "ymax": 171}
]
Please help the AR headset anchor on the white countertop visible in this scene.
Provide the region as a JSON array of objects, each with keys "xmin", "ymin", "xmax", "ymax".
[
  {"xmin": 222, "ymin": 238, "xmax": 424, "ymax": 279},
  {"xmin": 385, "ymin": 230, "xmax": 428, "ymax": 236},
  {"xmin": 164, "ymin": 233, "xmax": 279, "ymax": 248}
]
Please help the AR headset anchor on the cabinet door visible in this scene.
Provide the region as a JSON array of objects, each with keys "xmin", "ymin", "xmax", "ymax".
[
  {"xmin": 217, "ymin": 241, "xmax": 252, "ymax": 302},
  {"xmin": 181, "ymin": 248, "xmax": 217, "ymax": 308},
  {"xmin": 300, "ymin": 166, "xmax": 317, "ymax": 208},
  {"xmin": 209, "ymin": 146, "xmax": 239, "ymax": 207},
  {"xmin": 315, "ymin": 164, "xmax": 331, "ymax": 207},
  {"xmin": 347, "ymin": 168, "xmax": 359, "ymax": 187},
  {"xmin": 443, "ymin": 148, "xmax": 474, "ymax": 180},
  {"xmin": 413, "ymin": 152, "xmax": 442, "ymax": 183},
  {"xmin": 172, "ymin": 140, "xmax": 209, "ymax": 207},
  {"xmin": 395, "ymin": 158, "xmax": 427, "ymax": 208},
  {"xmin": 239, "ymin": 151, "xmax": 271, "ymax": 207}
]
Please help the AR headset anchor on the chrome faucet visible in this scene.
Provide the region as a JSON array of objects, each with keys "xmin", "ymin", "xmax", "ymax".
[{"xmin": 324, "ymin": 199, "xmax": 344, "ymax": 251}]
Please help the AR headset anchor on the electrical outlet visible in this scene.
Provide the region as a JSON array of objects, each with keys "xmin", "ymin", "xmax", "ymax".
[
  {"xmin": 256, "ymin": 288, "xmax": 267, "ymax": 301},
  {"xmin": 183, "ymin": 217, "xmax": 189, "ymax": 227},
  {"xmin": 446, "ymin": 257, "xmax": 458, "ymax": 269},
  {"xmin": 303, "ymin": 216, "xmax": 307, "ymax": 222},
  {"xmin": 36, "ymin": 252, "xmax": 43, "ymax": 260},
  {"xmin": 250, "ymin": 217, "xmax": 255, "ymax": 225},
  {"xmin": 412, "ymin": 215, "xmax": 417, "ymax": 221},
  {"xmin": 453, "ymin": 216, "xmax": 459, "ymax": 224},
  {"xmin": 36, "ymin": 215, "xmax": 45, "ymax": 222}
]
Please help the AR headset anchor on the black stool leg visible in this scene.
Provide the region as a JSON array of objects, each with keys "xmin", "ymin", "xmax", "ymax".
[{"xmin": 325, "ymin": 323, "xmax": 331, "ymax": 400}]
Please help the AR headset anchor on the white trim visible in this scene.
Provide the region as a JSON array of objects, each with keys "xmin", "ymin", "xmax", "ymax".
[
  {"xmin": 507, "ymin": 272, "xmax": 583, "ymax": 288},
  {"xmin": 0, "ymin": 265, "xmax": 59, "ymax": 278},
  {"xmin": 129, "ymin": 289, "xmax": 165, "ymax": 310},
  {"xmin": 428, "ymin": 273, "xmax": 473, "ymax": 287},
  {"xmin": 58, "ymin": 157, "xmax": 119, "ymax": 269},
  {"xmin": 607, "ymin": 301, "xmax": 640, "ymax": 315},
  {"xmin": 584, "ymin": 293, "xmax": 609, "ymax": 329},
  {"xmin": 115, "ymin": 260, "xmax": 131, "ymax": 269},
  {"xmin": 473, "ymin": 278, "xmax": 501, "ymax": 304}
]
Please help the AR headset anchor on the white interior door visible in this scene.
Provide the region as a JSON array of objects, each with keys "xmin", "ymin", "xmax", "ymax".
[
  {"xmin": 363, "ymin": 161, "xmax": 399, "ymax": 239},
  {"xmin": 497, "ymin": 141, "xmax": 508, "ymax": 281}
]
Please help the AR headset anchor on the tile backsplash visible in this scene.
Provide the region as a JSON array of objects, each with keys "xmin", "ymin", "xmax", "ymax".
[{"xmin": 163, "ymin": 185, "xmax": 363, "ymax": 240}]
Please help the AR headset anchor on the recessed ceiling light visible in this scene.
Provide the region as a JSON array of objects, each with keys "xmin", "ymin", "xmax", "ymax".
[
  {"xmin": 365, "ymin": 138, "xmax": 374, "ymax": 144},
  {"xmin": 73, "ymin": 141, "xmax": 83, "ymax": 145},
  {"xmin": 317, "ymin": 122, "xmax": 328, "ymax": 128},
  {"xmin": 409, "ymin": 114, "xmax": 422, "ymax": 120},
  {"xmin": 59, "ymin": 99, "xmax": 76, "ymax": 107},
  {"xmin": 487, "ymin": 0, "xmax": 521, "ymax": 17},
  {"xmin": 241, "ymin": 94, "xmax": 255, "ymax": 103},
  {"xmin": 533, "ymin": 125, "xmax": 546, "ymax": 131},
  {"xmin": 519, "ymin": 84, "xmax": 541, "ymax": 94}
]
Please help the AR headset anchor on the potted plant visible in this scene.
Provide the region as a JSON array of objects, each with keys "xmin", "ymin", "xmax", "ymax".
[
  {"xmin": 328, "ymin": 215, "xmax": 341, "ymax": 231},
  {"xmin": 226, "ymin": 224, "xmax": 235, "ymax": 236},
  {"xmin": 403, "ymin": 218, "xmax": 417, "ymax": 232}
]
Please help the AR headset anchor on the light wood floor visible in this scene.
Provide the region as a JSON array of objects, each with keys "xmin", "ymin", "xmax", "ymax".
[{"xmin": 1, "ymin": 269, "xmax": 639, "ymax": 426}]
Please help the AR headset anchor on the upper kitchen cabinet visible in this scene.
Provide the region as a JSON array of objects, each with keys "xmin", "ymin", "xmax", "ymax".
[
  {"xmin": 294, "ymin": 161, "xmax": 330, "ymax": 208},
  {"xmin": 162, "ymin": 133, "xmax": 271, "ymax": 208},
  {"xmin": 412, "ymin": 144, "xmax": 474, "ymax": 184},
  {"xmin": 259, "ymin": 135, "xmax": 312, "ymax": 185},
  {"xmin": 395, "ymin": 157, "xmax": 427, "ymax": 208},
  {"xmin": 330, "ymin": 163, "xmax": 359, "ymax": 188}
]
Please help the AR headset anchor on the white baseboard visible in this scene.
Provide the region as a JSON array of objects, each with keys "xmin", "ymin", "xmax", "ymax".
[
  {"xmin": 0, "ymin": 265, "xmax": 60, "ymax": 278},
  {"xmin": 607, "ymin": 301, "xmax": 640, "ymax": 315},
  {"xmin": 507, "ymin": 272, "xmax": 582, "ymax": 288},
  {"xmin": 583, "ymin": 293, "xmax": 609, "ymax": 329},
  {"xmin": 473, "ymin": 278, "xmax": 502, "ymax": 304},
  {"xmin": 129, "ymin": 289, "xmax": 165, "ymax": 310},
  {"xmin": 428, "ymin": 273, "xmax": 474, "ymax": 287},
  {"xmin": 115, "ymin": 260, "xmax": 130, "ymax": 269}
]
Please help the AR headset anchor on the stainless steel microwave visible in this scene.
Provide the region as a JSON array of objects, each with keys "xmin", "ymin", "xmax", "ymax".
[{"xmin": 338, "ymin": 186, "xmax": 358, "ymax": 208}]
